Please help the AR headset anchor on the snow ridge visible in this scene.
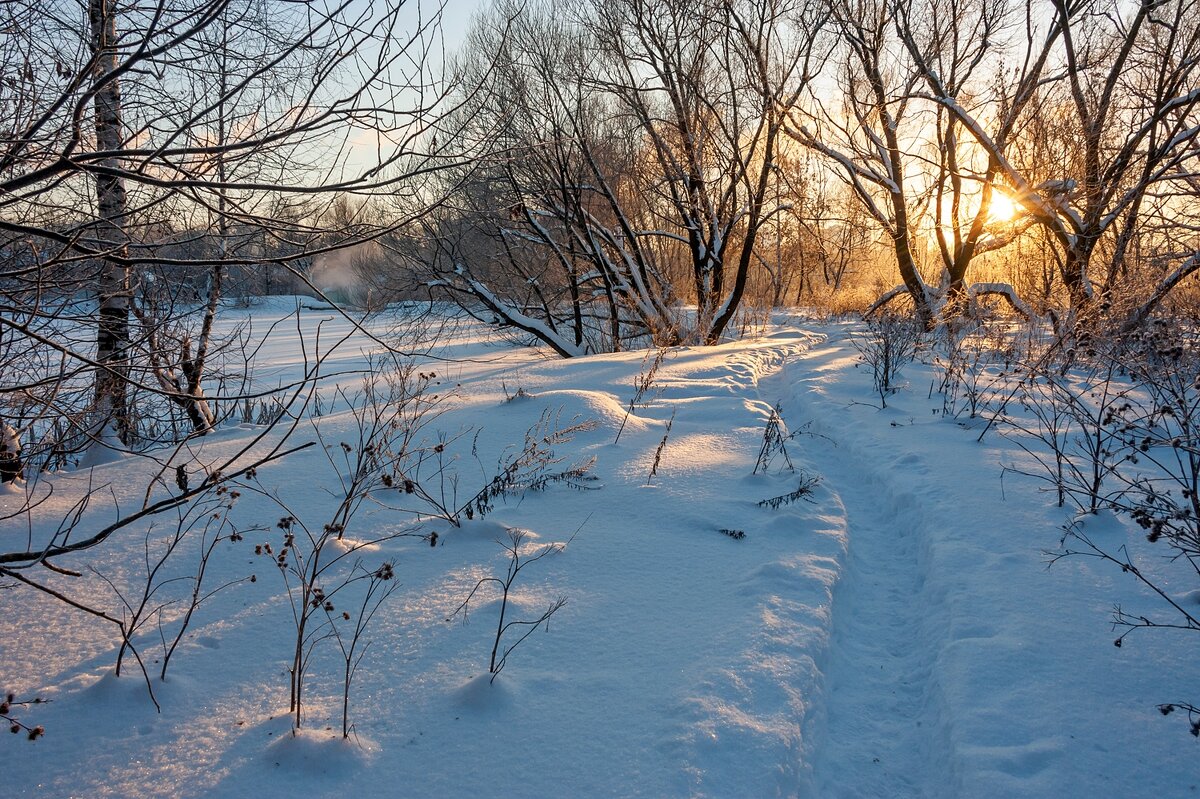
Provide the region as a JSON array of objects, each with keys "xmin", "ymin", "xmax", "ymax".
[{"xmin": 641, "ymin": 332, "xmax": 844, "ymax": 797}]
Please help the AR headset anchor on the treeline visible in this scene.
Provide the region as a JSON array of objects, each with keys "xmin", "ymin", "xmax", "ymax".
[
  {"xmin": 403, "ymin": 0, "xmax": 1200, "ymax": 352},
  {"xmin": 1, "ymin": 0, "xmax": 1198, "ymax": 460}
]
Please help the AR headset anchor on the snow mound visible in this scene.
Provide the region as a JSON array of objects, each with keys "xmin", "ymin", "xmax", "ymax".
[
  {"xmin": 450, "ymin": 673, "xmax": 513, "ymax": 715},
  {"xmin": 263, "ymin": 726, "xmax": 376, "ymax": 775}
]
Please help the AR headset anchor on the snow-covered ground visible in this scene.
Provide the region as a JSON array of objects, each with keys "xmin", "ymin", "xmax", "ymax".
[{"xmin": 2, "ymin": 299, "xmax": 1196, "ymax": 798}]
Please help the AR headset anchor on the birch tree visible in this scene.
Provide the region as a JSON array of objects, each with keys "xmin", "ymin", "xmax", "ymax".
[
  {"xmin": 89, "ymin": 0, "xmax": 131, "ymax": 447},
  {"xmin": 0, "ymin": 0, "xmax": 453, "ymax": 459}
]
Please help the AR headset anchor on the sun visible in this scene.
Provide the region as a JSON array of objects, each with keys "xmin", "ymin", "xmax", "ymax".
[{"xmin": 988, "ymin": 191, "xmax": 1018, "ymax": 223}]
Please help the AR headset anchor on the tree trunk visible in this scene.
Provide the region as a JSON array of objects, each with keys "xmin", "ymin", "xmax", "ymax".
[
  {"xmin": 90, "ymin": 0, "xmax": 130, "ymax": 446},
  {"xmin": 893, "ymin": 218, "xmax": 933, "ymax": 329},
  {"xmin": 1060, "ymin": 247, "xmax": 1093, "ymax": 315}
]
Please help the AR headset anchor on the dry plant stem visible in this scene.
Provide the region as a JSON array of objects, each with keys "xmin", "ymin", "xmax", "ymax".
[
  {"xmin": 323, "ymin": 562, "xmax": 397, "ymax": 738},
  {"xmin": 852, "ymin": 314, "xmax": 921, "ymax": 408},
  {"xmin": 450, "ymin": 529, "xmax": 567, "ymax": 683},
  {"xmin": 0, "ymin": 442, "xmax": 312, "ymax": 569},
  {"xmin": 1004, "ymin": 356, "xmax": 1129, "ymax": 513},
  {"xmin": 758, "ymin": 474, "xmax": 821, "ymax": 509},
  {"xmin": 242, "ymin": 356, "xmax": 435, "ymax": 731},
  {"xmin": 1, "ymin": 694, "xmax": 48, "ymax": 740},
  {"xmin": 1004, "ymin": 380, "xmax": 1072, "ymax": 508},
  {"xmin": 309, "ymin": 357, "xmax": 446, "ymax": 540},
  {"xmin": 458, "ymin": 411, "xmax": 598, "ymax": 523},
  {"xmin": 931, "ymin": 325, "xmax": 1008, "ymax": 420},
  {"xmin": 159, "ymin": 496, "xmax": 252, "ymax": 681},
  {"xmin": 1, "ymin": 566, "xmax": 160, "ymax": 711},
  {"xmin": 1052, "ymin": 526, "xmax": 1200, "ymax": 645},
  {"xmin": 112, "ymin": 490, "xmax": 244, "ymax": 680},
  {"xmin": 1037, "ymin": 332, "xmax": 1200, "ymax": 735},
  {"xmin": 615, "ymin": 347, "xmax": 668, "ymax": 445},
  {"xmin": 647, "ymin": 410, "xmax": 675, "ymax": 485},
  {"xmin": 754, "ymin": 403, "xmax": 794, "ymax": 474}
]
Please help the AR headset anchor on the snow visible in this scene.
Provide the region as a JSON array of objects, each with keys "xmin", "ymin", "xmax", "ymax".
[{"xmin": 1, "ymin": 303, "xmax": 1197, "ymax": 797}]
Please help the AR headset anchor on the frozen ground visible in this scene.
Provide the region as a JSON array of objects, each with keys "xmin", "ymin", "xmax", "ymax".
[{"xmin": 1, "ymin": 299, "xmax": 1196, "ymax": 797}]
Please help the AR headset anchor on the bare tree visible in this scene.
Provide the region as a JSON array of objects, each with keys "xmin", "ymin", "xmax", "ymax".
[
  {"xmin": 0, "ymin": 0, "xmax": 464, "ymax": 730},
  {"xmin": 89, "ymin": 0, "xmax": 132, "ymax": 447},
  {"xmin": 1, "ymin": 0, "xmax": 456, "ymax": 460},
  {"xmin": 785, "ymin": 0, "xmax": 937, "ymax": 324},
  {"xmin": 426, "ymin": 0, "xmax": 829, "ymax": 353},
  {"xmin": 894, "ymin": 0, "xmax": 1036, "ymax": 318},
  {"xmin": 922, "ymin": 0, "xmax": 1200, "ymax": 326}
]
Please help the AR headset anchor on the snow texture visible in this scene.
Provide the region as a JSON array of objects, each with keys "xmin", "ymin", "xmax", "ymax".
[{"xmin": 1, "ymin": 301, "xmax": 1195, "ymax": 797}]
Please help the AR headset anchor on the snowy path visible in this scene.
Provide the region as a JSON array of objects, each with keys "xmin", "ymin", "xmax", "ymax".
[
  {"xmin": 768, "ymin": 325, "xmax": 1198, "ymax": 799},
  {"xmin": 809, "ymin": 456, "xmax": 947, "ymax": 795},
  {"xmin": 776, "ymin": 342, "xmax": 957, "ymax": 797}
]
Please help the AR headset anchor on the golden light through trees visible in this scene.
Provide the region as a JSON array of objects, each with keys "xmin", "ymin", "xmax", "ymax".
[{"xmin": 987, "ymin": 192, "xmax": 1018, "ymax": 224}]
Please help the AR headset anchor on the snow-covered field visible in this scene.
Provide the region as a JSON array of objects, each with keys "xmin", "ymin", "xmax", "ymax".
[{"xmin": 2, "ymin": 299, "xmax": 1196, "ymax": 798}]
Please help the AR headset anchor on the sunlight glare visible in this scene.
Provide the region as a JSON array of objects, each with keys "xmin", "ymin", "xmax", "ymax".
[{"xmin": 988, "ymin": 191, "xmax": 1018, "ymax": 223}]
